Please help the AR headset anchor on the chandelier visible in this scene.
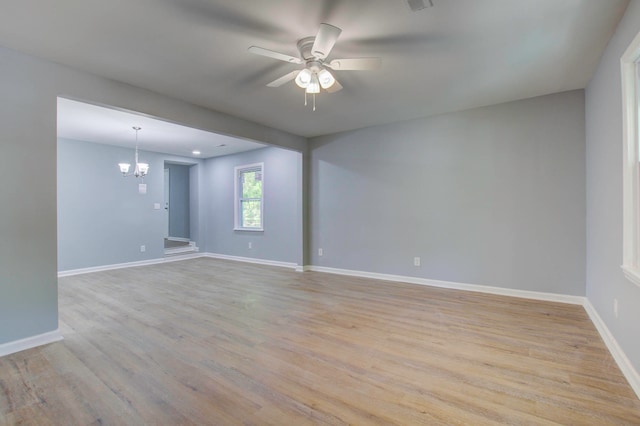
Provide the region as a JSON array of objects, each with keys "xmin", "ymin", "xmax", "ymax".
[{"xmin": 118, "ymin": 126, "xmax": 149, "ymax": 178}]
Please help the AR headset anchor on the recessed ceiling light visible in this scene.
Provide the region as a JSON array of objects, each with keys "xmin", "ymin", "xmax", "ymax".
[{"xmin": 192, "ymin": 150, "xmax": 201, "ymax": 155}]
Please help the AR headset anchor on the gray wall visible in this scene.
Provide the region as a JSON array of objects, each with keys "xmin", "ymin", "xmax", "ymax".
[
  {"xmin": 310, "ymin": 90, "xmax": 586, "ymax": 295},
  {"xmin": 204, "ymin": 147, "xmax": 302, "ymax": 264},
  {"xmin": 58, "ymin": 138, "xmax": 201, "ymax": 271},
  {"xmin": 0, "ymin": 49, "xmax": 58, "ymax": 343},
  {"xmin": 58, "ymin": 139, "xmax": 304, "ymax": 270},
  {"xmin": 0, "ymin": 43, "xmax": 304, "ymax": 345},
  {"xmin": 585, "ymin": 2, "xmax": 640, "ymax": 374},
  {"xmin": 166, "ymin": 163, "xmax": 190, "ymax": 239}
]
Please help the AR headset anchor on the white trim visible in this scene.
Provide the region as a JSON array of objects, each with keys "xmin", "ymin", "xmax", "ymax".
[
  {"xmin": 307, "ymin": 265, "xmax": 585, "ymax": 305},
  {"xmin": 621, "ymin": 264, "xmax": 640, "ymax": 287},
  {"xmin": 204, "ymin": 252, "xmax": 297, "ymax": 269},
  {"xmin": 166, "ymin": 237, "xmax": 190, "ymax": 243},
  {"xmin": 583, "ymin": 300, "xmax": 640, "ymax": 399},
  {"xmin": 58, "ymin": 252, "xmax": 297, "ymax": 277},
  {"xmin": 296, "ymin": 265, "xmax": 312, "ymax": 272},
  {"xmin": 58, "ymin": 253, "xmax": 203, "ymax": 277},
  {"xmin": 621, "ymin": 30, "xmax": 640, "ymax": 288},
  {"xmin": 0, "ymin": 329, "xmax": 63, "ymax": 357}
]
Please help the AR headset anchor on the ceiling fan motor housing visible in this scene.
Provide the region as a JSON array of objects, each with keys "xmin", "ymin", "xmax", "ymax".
[
  {"xmin": 307, "ymin": 60, "xmax": 323, "ymax": 72},
  {"xmin": 250, "ymin": 23, "xmax": 379, "ymax": 94},
  {"xmin": 297, "ymin": 37, "xmax": 318, "ymax": 61}
]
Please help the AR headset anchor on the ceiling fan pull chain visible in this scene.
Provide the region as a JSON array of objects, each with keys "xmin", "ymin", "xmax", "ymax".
[
  {"xmin": 304, "ymin": 91, "xmax": 307, "ymax": 106},
  {"xmin": 313, "ymin": 93, "xmax": 316, "ymax": 111}
]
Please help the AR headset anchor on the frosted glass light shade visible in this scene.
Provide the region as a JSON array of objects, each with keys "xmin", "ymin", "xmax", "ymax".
[
  {"xmin": 295, "ymin": 68, "xmax": 312, "ymax": 88},
  {"xmin": 137, "ymin": 163, "xmax": 149, "ymax": 176},
  {"xmin": 318, "ymin": 69, "xmax": 335, "ymax": 89},
  {"xmin": 306, "ymin": 73, "xmax": 320, "ymax": 94},
  {"xmin": 119, "ymin": 163, "xmax": 130, "ymax": 174}
]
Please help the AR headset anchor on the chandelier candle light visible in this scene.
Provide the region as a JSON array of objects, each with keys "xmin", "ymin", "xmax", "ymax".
[{"xmin": 118, "ymin": 126, "xmax": 149, "ymax": 194}]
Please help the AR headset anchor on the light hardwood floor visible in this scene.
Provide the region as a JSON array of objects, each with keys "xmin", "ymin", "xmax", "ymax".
[{"xmin": 1, "ymin": 258, "xmax": 640, "ymax": 425}]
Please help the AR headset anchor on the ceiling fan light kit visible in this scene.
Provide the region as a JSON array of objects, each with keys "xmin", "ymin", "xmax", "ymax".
[
  {"xmin": 249, "ymin": 23, "xmax": 381, "ymax": 111},
  {"xmin": 318, "ymin": 69, "xmax": 335, "ymax": 89},
  {"xmin": 307, "ymin": 73, "xmax": 320, "ymax": 94},
  {"xmin": 294, "ymin": 68, "xmax": 312, "ymax": 88}
]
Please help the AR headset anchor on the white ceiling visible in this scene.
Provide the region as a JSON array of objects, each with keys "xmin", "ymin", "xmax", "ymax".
[
  {"xmin": 57, "ymin": 98, "xmax": 266, "ymax": 159},
  {"xmin": 0, "ymin": 0, "xmax": 630, "ymax": 139}
]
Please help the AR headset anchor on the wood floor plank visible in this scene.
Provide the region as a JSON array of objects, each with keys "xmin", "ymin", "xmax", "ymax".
[{"xmin": 1, "ymin": 257, "xmax": 639, "ymax": 424}]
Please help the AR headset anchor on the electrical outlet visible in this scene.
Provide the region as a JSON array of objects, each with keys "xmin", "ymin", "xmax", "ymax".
[
  {"xmin": 414, "ymin": 257, "xmax": 421, "ymax": 266},
  {"xmin": 140, "ymin": 245, "xmax": 146, "ymax": 252},
  {"xmin": 248, "ymin": 242, "xmax": 252, "ymax": 249},
  {"xmin": 318, "ymin": 248, "xmax": 323, "ymax": 256},
  {"xmin": 614, "ymin": 298, "xmax": 619, "ymax": 318}
]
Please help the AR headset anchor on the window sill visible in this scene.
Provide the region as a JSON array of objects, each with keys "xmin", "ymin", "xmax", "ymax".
[
  {"xmin": 621, "ymin": 264, "xmax": 640, "ymax": 288},
  {"xmin": 234, "ymin": 228, "xmax": 264, "ymax": 232}
]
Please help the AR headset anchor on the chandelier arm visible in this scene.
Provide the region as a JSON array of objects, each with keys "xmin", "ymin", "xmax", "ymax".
[{"xmin": 119, "ymin": 126, "xmax": 148, "ymax": 179}]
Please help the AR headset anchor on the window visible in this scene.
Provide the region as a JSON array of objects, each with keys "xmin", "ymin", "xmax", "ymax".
[
  {"xmin": 621, "ymin": 31, "xmax": 640, "ymax": 287},
  {"xmin": 234, "ymin": 163, "xmax": 264, "ymax": 231}
]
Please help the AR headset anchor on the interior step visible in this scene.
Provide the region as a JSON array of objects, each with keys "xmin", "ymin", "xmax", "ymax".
[{"xmin": 164, "ymin": 240, "xmax": 199, "ymax": 256}]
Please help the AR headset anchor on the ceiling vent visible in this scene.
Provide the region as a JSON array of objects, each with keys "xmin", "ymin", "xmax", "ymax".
[{"xmin": 407, "ymin": 0, "xmax": 434, "ymax": 12}]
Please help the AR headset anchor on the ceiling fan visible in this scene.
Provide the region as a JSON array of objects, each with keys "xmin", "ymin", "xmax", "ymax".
[{"xmin": 248, "ymin": 23, "xmax": 381, "ymax": 110}]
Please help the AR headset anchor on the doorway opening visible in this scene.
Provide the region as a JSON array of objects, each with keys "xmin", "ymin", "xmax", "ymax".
[{"xmin": 164, "ymin": 161, "xmax": 198, "ymax": 256}]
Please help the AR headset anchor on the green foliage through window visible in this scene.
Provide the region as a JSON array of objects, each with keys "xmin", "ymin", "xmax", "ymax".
[{"xmin": 237, "ymin": 166, "xmax": 263, "ymax": 229}]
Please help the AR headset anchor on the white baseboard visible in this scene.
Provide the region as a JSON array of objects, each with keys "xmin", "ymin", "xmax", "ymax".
[
  {"xmin": 308, "ymin": 265, "xmax": 586, "ymax": 305},
  {"xmin": 296, "ymin": 265, "xmax": 312, "ymax": 272},
  {"xmin": 58, "ymin": 253, "xmax": 204, "ymax": 277},
  {"xmin": 204, "ymin": 253, "xmax": 298, "ymax": 270},
  {"xmin": 0, "ymin": 329, "xmax": 63, "ymax": 357},
  {"xmin": 583, "ymin": 300, "xmax": 640, "ymax": 399},
  {"xmin": 58, "ymin": 253, "xmax": 297, "ymax": 277}
]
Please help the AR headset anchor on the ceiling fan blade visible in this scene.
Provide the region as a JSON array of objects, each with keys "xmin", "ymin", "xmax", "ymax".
[
  {"xmin": 326, "ymin": 79, "xmax": 343, "ymax": 93},
  {"xmin": 248, "ymin": 46, "xmax": 302, "ymax": 64},
  {"xmin": 328, "ymin": 58, "xmax": 381, "ymax": 71},
  {"xmin": 312, "ymin": 23, "xmax": 342, "ymax": 59},
  {"xmin": 266, "ymin": 70, "xmax": 300, "ymax": 87}
]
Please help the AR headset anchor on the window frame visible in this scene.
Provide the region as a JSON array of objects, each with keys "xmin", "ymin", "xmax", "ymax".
[
  {"xmin": 621, "ymin": 31, "xmax": 640, "ymax": 287},
  {"xmin": 234, "ymin": 162, "xmax": 264, "ymax": 232}
]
